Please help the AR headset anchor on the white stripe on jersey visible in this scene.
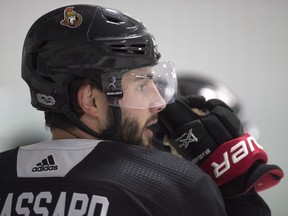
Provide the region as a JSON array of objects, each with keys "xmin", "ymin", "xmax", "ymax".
[{"xmin": 17, "ymin": 139, "xmax": 102, "ymax": 177}]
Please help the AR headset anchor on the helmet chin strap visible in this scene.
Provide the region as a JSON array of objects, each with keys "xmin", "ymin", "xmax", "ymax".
[{"xmin": 59, "ymin": 104, "xmax": 121, "ymax": 141}]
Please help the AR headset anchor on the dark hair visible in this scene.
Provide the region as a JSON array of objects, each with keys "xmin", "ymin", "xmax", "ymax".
[{"xmin": 45, "ymin": 77, "xmax": 103, "ymax": 130}]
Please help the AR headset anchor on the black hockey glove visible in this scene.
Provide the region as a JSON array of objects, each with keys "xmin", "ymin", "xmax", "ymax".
[{"xmin": 157, "ymin": 95, "xmax": 284, "ymax": 198}]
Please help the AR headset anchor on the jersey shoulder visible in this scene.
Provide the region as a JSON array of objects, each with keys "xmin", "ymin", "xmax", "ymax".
[{"xmin": 68, "ymin": 141, "xmax": 225, "ymax": 215}]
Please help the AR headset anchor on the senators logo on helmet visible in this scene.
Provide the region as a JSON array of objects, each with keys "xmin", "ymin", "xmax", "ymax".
[{"xmin": 60, "ymin": 7, "xmax": 82, "ymax": 28}]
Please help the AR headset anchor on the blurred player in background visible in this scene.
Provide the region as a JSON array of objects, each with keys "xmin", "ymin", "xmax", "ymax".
[
  {"xmin": 177, "ymin": 73, "xmax": 260, "ymax": 140},
  {"xmin": 155, "ymin": 73, "xmax": 282, "ymax": 216}
]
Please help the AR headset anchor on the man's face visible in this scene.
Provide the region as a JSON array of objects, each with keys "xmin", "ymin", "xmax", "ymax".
[{"xmin": 116, "ymin": 66, "xmax": 167, "ymax": 147}]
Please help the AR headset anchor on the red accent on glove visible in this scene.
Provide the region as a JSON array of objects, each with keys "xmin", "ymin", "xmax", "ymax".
[
  {"xmin": 250, "ymin": 164, "xmax": 284, "ymax": 192},
  {"xmin": 200, "ymin": 133, "xmax": 268, "ymax": 186}
]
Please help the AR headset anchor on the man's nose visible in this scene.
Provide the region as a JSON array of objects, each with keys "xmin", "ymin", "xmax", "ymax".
[
  {"xmin": 149, "ymin": 86, "xmax": 167, "ymax": 113},
  {"xmin": 149, "ymin": 101, "xmax": 166, "ymax": 113}
]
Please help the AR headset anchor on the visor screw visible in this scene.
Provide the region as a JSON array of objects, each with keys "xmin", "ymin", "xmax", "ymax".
[
  {"xmin": 108, "ymin": 83, "xmax": 116, "ymax": 91},
  {"xmin": 108, "ymin": 76, "xmax": 116, "ymax": 83}
]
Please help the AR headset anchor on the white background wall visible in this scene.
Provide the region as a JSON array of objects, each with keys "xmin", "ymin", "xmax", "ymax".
[{"xmin": 1, "ymin": 0, "xmax": 287, "ymax": 215}]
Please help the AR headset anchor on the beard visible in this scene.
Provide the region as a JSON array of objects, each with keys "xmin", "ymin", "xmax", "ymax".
[
  {"xmin": 106, "ymin": 106, "xmax": 154, "ymax": 147},
  {"xmin": 117, "ymin": 116, "xmax": 146, "ymax": 147}
]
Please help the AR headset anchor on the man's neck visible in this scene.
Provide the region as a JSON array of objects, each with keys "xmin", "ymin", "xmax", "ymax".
[{"xmin": 52, "ymin": 128, "xmax": 96, "ymax": 140}]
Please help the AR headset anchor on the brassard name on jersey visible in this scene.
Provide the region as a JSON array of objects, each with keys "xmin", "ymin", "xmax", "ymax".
[{"xmin": 0, "ymin": 191, "xmax": 109, "ymax": 216}]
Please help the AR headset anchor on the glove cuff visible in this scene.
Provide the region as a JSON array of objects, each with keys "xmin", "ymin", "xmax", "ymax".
[
  {"xmin": 247, "ymin": 163, "xmax": 284, "ymax": 192},
  {"xmin": 200, "ymin": 133, "xmax": 268, "ymax": 186},
  {"xmin": 219, "ymin": 163, "xmax": 284, "ymax": 198}
]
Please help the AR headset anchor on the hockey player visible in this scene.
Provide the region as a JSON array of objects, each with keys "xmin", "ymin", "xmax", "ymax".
[
  {"xmin": 0, "ymin": 4, "xmax": 283, "ymax": 216},
  {"xmin": 0, "ymin": 5, "xmax": 227, "ymax": 215}
]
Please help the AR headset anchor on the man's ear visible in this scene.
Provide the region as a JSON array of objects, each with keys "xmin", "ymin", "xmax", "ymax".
[{"xmin": 77, "ymin": 84, "xmax": 98, "ymax": 117}]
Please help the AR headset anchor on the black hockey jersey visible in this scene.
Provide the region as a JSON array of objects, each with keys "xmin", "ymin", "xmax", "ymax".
[{"xmin": 0, "ymin": 139, "xmax": 227, "ymax": 215}]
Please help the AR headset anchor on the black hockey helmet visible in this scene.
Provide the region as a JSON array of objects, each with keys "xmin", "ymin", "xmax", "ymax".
[
  {"xmin": 22, "ymin": 5, "xmax": 178, "ymax": 138},
  {"xmin": 22, "ymin": 4, "xmax": 163, "ymax": 112}
]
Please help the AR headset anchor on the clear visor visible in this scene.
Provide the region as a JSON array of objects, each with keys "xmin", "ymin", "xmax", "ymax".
[{"xmin": 101, "ymin": 61, "xmax": 177, "ymax": 109}]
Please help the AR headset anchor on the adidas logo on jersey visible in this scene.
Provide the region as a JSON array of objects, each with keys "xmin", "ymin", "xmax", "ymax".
[{"xmin": 32, "ymin": 155, "xmax": 58, "ymax": 172}]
